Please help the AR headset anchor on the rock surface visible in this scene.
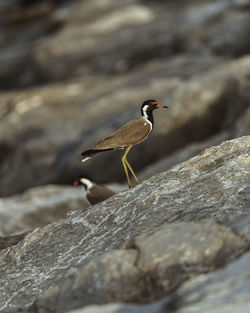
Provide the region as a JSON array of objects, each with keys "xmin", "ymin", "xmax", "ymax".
[
  {"xmin": 0, "ymin": 231, "xmax": 29, "ymax": 251},
  {"xmin": 34, "ymin": 220, "xmax": 247, "ymax": 313},
  {"xmin": 59, "ymin": 251, "xmax": 250, "ymax": 313},
  {"xmin": 166, "ymin": 251, "xmax": 250, "ymax": 313},
  {"xmin": 1, "ymin": 1, "xmax": 250, "ymax": 312},
  {"xmin": 0, "ymin": 185, "xmax": 88, "ymax": 235},
  {"xmin": 0, "ymin": 136, "xmax": 249, "ymax": 313},
  {"xmin": 0, "ymin": 183, "xmax": 121, "ymax": 236}
]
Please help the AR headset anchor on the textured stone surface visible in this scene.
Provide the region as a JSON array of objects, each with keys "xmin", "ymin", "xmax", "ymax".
[
  {"xmin": 34, "ymin": 220, "xmax": 247, "ymax": 313},
  {"xmin": 165, "ymin": 251, "xmax": 250, "ymax": 313},
  {"xmin": 0, "ymin": 231, "xmax": 29, "ymax": 251},
  {"xmin": 0, "ymin": 182, "xmax": 121, "ymax": 236},
  {"xmin": 60, "ymin": 251, "xmax": 250, "ymax": 313},
  {"xmin": 66, "ymin": 302, "xmax": 168, "ymax": 313},
  {"xmin": 0, "ymin": 185, "xmax": 89, "ymax": 235},
  {"xmin": 0, "ymin": 136, "xmax": 249, "ymax": 312},
  {"xmin": 138, "ymin": 131, "xmax": 230, "ymax": 181},
  {"xmin": 1, "ymin": 1, "xmax": 250, "ymax": 311},
  {"xmin": 2, "ymin": 0, "xmax": 250, "ymax": 87}
]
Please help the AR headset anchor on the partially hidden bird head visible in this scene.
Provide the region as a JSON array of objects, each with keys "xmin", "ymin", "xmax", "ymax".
[
  {"xmin": 141, "ymin": 99, "xmax": 168, "ymax": 111},
  {"xmin": 73, "ymin": 177, "xmax": 94, "ymax": 191}
]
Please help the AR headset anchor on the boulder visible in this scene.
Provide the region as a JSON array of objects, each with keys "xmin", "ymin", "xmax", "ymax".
[
  {"xmin": 58, "ymin": 251, "xmax": 250, "ymax": 313},
  {"xmin": 234, "ymin": 106, "xmax": 250, "ymax": 137},
  {"xmin": 33, "ymin": 0, "xmax": 250, "ymax": 80},
  {"xmin": 0, "ymin": 182, "xmax": 121, "ymax": 236},
  {"xmin": 164, "ymin": 251, "xmax": 250, "ymax": 313},
  {"xmin": 0, "ymin": 184, "xmax": 89, "ymax": 235},
  {"xmin": 0, "ymin": 135, "xmax": 249, "ymax": 312},
  {"xmin": 0, "ymin": 1, "xmax": 59, "ymax": 90},
  {"xmin": 0, "ymin": 231, "xmax": 29, "ymax": 251},
  {"xmin": 34, "ymin": 220, "xmax": 247, "ymax": 313},
  {"xmin": 138, "ymin": 131, "xmax": 230, "ymax": 181},
  {"xmin": 2, "ymin": 0, "xmax": 250, "ymax": 88}
]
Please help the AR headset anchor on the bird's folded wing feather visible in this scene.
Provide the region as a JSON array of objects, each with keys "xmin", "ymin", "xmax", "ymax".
[{"xmin": 94, "ymin": 117, "xmax": 151, "ymax": 149}]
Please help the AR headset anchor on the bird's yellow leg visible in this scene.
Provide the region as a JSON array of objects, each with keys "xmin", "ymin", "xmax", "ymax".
[
  {"xmin": 122, "ymin": 146, "xmax": 132, "ymax": 187},
  {"xmin": 122, "ymin": 145, "xmax": 139, "ymax": 186},
  {"xmin": 125, "ymin": 159, "xmax": 139, "ymax": 184},
  {"xmin": 122, "ymin": 159, "xmax": 131, "ymax": 188}
]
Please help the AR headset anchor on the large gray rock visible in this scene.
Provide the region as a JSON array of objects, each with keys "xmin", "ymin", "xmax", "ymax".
[
  {"xmin": 2, "ymin": 0, "xmax": 250, "ymax": 88},
  {"xmin": 33, "ymin": 0, "xmax": 250, "ymax": 80},
  {"xmin": 34, "ymin": 220, "xmax": 247, "ymax": 313},
  {"xmin": 0, "ymin": 184, "xmax": 89, "ymax": 235},
  {"xmin": 165, "ymin": 251, "xmax": 250, "ymax": 313},
  {"xmin": 0, "ymin": 1, "xmax": 58, "ymax": 89},
  {"xmin": 0, "ymin": 136, "xmax": 249, "ymax": 312},
  {"xmin": 0, "ymin": 231, "xmax": 29, "ymax": 251},
  {"xmin": 234, "ymin": 105, "xmax": 250, "ymax": 137},
  {"xmin": 66, "ymin": 302, "xmax": 167, "ymax": 313},
  {"xmin": 138, "ymin": 131, "xmax": 230, "ymax": 181},
  {"xmin": 60, "ymin": 251, "xmax": 250, "ymax": 313}
]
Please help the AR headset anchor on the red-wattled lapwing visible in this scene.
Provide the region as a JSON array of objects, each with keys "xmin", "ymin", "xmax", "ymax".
[
  {"xmin": 81, "ymin": 99, "xmax": 168, "ymax": 188},
  {"xmin": 74, "ymin": 177, "xmax": 115, "ymax": 205}
]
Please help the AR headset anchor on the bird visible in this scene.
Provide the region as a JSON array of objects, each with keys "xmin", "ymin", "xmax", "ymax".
[
  {"xmin": 81, "ymin": 99, "xmax": 168, "ymax": 188},
  {"xmin": 74, "ymin": 177, "xmax": 115, "ymax": 205}
]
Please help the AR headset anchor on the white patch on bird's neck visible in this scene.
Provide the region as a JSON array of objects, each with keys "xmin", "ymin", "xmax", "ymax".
[
  {"xmin": 142, "ymin": 105, "xmax": 153, "ymax": 131},
  {"xmin": 142, "ymin": 105, "xmax": 149, "ymax": 119},
  {"xmin": 143, "ymin": 116, "xmax": 152, "ymax": 132},
  {"xmin": 80, "ymin": 178, "xmax": 94, "ymax": 191}
]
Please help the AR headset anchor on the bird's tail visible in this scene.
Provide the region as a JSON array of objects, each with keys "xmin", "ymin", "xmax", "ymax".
[{"xmin": 81, "ymin": 148, "xmax": 113, "ymax": 163}]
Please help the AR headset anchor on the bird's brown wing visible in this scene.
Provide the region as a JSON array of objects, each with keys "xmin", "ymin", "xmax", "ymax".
[
  {"xmin": 87, "ymin": 185, "xmax": 115, "ymax": 205},
  {"xmin": 94, "ymin": 117, "xmax": 152, "ymax": 149}
]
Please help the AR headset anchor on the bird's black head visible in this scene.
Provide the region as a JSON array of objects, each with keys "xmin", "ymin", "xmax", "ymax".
[{"xmin": 141, "ymin": 99, "xmax": 168, "ymax": 117}]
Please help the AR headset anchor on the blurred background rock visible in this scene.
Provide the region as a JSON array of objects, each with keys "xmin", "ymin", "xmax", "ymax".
[{"xmin": 0, "ymin": 0, "xmax": 249, "ymax": 232}]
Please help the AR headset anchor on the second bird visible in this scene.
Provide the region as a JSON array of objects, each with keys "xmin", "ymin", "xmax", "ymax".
[{"xmin": 81, "ymin": 99, "xmax": 168, "ymax": 188}]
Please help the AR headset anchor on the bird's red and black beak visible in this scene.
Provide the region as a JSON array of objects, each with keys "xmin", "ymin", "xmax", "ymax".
[
  {"xmin": 73, "ymin": 179, "xmax": 80, "ymax": 186},
  {"xmin": 155, "ymin": 103, "xmax": 168, "ymax": 109}
]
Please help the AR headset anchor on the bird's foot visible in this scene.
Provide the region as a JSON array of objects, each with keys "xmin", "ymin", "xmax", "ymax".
[{"xmin": 128, "ymin": 182, "xmax": 139, "ymax": 189}]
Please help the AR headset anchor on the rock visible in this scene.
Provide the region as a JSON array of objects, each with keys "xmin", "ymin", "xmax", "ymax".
[
  {"xmin": 234, "ymin": 106, "xmax": 250, "ymax": 137},
  {"xmin": 63, "ymin": 251, "xmax": 250, "ymax": 313},
  {"xmin": 0, "ymin": 184, "xmax": 89, "ymax": 235},
  {"xmin": 1, "ymin": 1, "xmax": 250, "ymax": 312},
  {"xmin": 33, "ymin": 0, "xmax": 250, "ymax": 80},
  {"xmin": 2, "ymin": 0, "xmax": 250, "ymax": 88},
  {"xmin": 66, "ymin": 302, "xmax": 167, "ymax": 313},
  {"xmin": 0, "ymin": 45, "xmax": 42, "ymax": 90},
  {"xmin": 0, "ymin": 1, "xmax": 60, "ymax": 90},
  {"xmin": 164, "ymin": 251, "xmax": 250, "ymax": 313},
  {"xmin": 180, "ymin": 0, "xmax": 250, "ymax": 57},
  {"xmin": 0, "ymin": 56, "xmax": 249, "ymax": 196},
  {"xmin": 226, "ymin": 213, "xmax": 250, "ymax": 244},
  {"xmin": 34, "ymin": 220, "xmax": 247, "ymax": 313},
  {"xmin": 0, "ymin": 136, "xmax": 249, "ymax": 312},
  {"xmin": 138, "ymin": 131, "xmax": 231, "ymax": 181},
  {"xmin": 0, "ymin": 231, "xmax": 29, "ymax": 251}
]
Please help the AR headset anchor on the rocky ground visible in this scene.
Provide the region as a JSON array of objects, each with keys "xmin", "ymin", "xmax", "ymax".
[
  {"xmin": 0, "ymin": 136, "xmax": 250, "ymax": 313},
  {"xmin": 0, "ymin": 0, "xmax": 250, "ymax": 312}
]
